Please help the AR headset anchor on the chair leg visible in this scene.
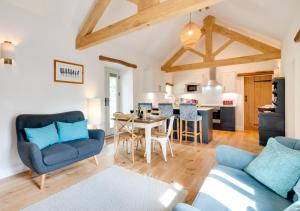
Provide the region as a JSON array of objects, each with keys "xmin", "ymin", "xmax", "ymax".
[
  {"xmin": 194, "ymin": 121, "xmax": 197, "ymax": 145},
  {"xmin": 40, "ymin": 174, "xmax": 46, "ymax": 190},
  {"xmin": 168, "ymin": 141, "xmax": 174, "ymax": 157},
  {"xmin": 185, "ymin": 121, "xmax": 188, "ymax": 142},
  {"xmin": 171, "ymin": 129, "xmax": 174, "ymax": 143},
  {"xmin": 160, "ymin": 142, "xmax": 167, "ymax": 162},
  {"xmin": 180, "ymin": 120, "xmax": 183, "ymax": 144},
  {"xmin": 94, "ymin": 155, "xmax": 99, "ymax": 166},
  {"xmin": 131, "ymin": 140, "xmax": 135, "ymax": 164},
  {"xmin": 177, "ymin": 119, "xmax": 179, "ymax": 141}
]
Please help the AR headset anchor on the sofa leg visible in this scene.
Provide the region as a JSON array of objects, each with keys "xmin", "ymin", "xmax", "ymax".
[
  {"xmin": 28, "ymin": 169, "xmax": 33, "ymax": 177},
  {"xmin": 94, "ymin": 155, "xmax": 99, "ymax": 166},
  {"xmin": 40, "ymin": 174, "xmax": 46, "ymax": 190}
]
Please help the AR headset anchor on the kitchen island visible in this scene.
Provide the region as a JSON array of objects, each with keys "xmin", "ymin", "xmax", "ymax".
[{"xmin": 173, "ymin": 107, "xmax": 214, "ymax": 144}]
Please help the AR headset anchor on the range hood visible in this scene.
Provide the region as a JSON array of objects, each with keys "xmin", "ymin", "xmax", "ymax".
[{"xmin": 206, "ymin": 67, "xmax": 222, "ymax": 87}]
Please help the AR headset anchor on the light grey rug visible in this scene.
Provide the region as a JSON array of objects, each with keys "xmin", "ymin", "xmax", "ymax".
[{"xmin": 22, "ymin": 166, "xmax": 187, "ymax": 211}]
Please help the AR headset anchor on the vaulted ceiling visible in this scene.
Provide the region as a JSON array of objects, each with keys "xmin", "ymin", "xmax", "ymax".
[{"xmin": 4, "ymin": 0, "xmax": 299, "ymax": 68}]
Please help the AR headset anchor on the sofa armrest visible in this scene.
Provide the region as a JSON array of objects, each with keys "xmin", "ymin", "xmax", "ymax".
[
  {"xmin": 17, "ymin": 141, "xmax": 46, "ymax": 174},
  {"xmin": 216, "ymin": 145, "xmax": 256, "ymax": 170},
  {"xmin": 88, "ymin": 129, "xmax": 105, "ymax": 141},
  {"xmin": 172, "ymin": 203, "xmax": 201, "ymax": 211}
]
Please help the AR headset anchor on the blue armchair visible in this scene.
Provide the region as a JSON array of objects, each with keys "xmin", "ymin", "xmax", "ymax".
[
  {"xmin": 173, "ymin": 137, "xmax": 297, "ymax": 211},
  {"xmin": 16, "ymin": 111, "xmax": 105, "ymax": 189}
]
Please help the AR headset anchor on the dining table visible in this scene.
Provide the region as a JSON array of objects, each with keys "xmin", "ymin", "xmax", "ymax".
[{"xmin": 113, "ymin": 116, "xmax": 167, "ymax": 164}]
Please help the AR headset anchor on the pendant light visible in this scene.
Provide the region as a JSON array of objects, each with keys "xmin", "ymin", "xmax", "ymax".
[{"xmin": 180, "ymin": 13, "xmax": 201, "ymax": 49}]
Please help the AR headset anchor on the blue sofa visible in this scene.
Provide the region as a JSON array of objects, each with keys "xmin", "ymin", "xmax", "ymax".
[
  {"xmin": 16, "ymin": 111, "xmax": 105, "ymax": 189},
  {"xmin": 173, "ymin": 137, "xmax": 298, "ymax": 211}
]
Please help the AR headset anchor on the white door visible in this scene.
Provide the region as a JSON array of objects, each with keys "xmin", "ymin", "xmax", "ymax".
[{"xmin": 105, "ymin": 68, "xmax": 120, "ymax": 136}]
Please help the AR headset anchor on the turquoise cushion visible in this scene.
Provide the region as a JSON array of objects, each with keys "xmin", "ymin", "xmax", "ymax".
[
  {"xmin": 245, "ymin": 138, "xmax": 300, "ymax": 198},
  {"xmin": 24, "ymin": 123, "xmax": 59, "ymax": 150},
  {"xmin": 284, "ymin": 201, "xmax": 300, "ymax": 211},
  {"xmin": 56, "ymin": 120, "xmax": 89, "ymax": 142}
]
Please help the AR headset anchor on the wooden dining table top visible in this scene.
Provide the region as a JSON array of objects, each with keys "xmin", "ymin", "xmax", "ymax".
[{"xmin": 112, "ymin": 116, "xmax": 167, "ymax": 124}]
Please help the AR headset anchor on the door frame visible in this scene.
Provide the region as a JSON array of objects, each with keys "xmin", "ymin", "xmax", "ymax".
[{"xmin": 105, "ymin": 67, "xmax": 120, "ymax": 136}]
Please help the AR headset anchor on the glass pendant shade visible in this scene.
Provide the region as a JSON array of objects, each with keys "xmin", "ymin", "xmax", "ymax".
[{"xmin": 180, "ymin": 22, "xmax": 201, "ymax": 49}]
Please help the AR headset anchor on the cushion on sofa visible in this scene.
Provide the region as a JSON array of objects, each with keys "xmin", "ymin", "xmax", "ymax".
[
  {"xmin": 42, "ymin": 144, "xmax": 78, "ymax": 165},
  {"xmin": 244, "ymin": 138, "xmax": 300, "ymax": 198},
  {"xmin": 284, "ymin": 201, "xmax": 300, "ymax": 211},
  {"xmin": 24, "ymin": 123, "xmax": 59, "ymax": 149},
  {"xmin": 193, "ymin": 164, "xmax": 291, "ymax": 211},
  {"xmin": 56, "ymin": 120, "xmax": 89, "ymax": 142},
  {"xmin": 65, "ymin": 139, "xmax": 102, "ymax": 157}
]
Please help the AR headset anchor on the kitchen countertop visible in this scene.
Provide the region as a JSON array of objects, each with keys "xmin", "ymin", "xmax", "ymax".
[
  {"xmin": 201, "ymin": 104, "xmax": 237, "ymax": 108},
  {"xmin": 173, "ymin": 107, "xmax": 214, "ymax": 111}
]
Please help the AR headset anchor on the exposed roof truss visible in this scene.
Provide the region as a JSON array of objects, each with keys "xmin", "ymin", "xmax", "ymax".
[
  {"xmin": 76, "ymin": 0, "xmax": 223, "ymax": 50},
  {"xmin": 161, "ymin": 15, "xmax": 281, "ymax": 72}
]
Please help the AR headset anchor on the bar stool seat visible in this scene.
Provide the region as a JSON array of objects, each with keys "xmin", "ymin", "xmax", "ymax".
[{"xmin": 179, "ymin": 104, "xmax": 202, "ymax": 145}]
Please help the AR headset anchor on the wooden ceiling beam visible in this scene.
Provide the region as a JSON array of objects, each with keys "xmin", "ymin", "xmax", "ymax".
[
  {"xmin": 214, "ymin": 24, "xmax": 280, "ymax": 53},
  {"xmin": 213, "ymin": 39, "xmax": 234, "ymax": 58},
  {"xmin": 99, "ymin": 55, "xmax": 137, "ymax": 69},
  {"xmin": 77, "ymin": 0, "xmax": 111, "ymax": 38},
  {"xmin": 162, "ymin": 52, "xmax": 281, "ymax": 72},
  {"xmin": 294, "ymin": 29, "xmax": 300, "ymax": 43},
  {"xmin": 162, "ymin": 47, "xmax": 186, "ymax": 68},
  {"xmin": 138, "ymin": 0, "xmax": 160, "ymax": 11},
  {"xmin": 76, "ymin": 0, "xmax": 223, "ymax": 50},
  {"xmin": 237, "ymin": 70, "xmax": 274, "ymax": 77},
  {"xmin": 187, "ymin": 48, "xmax": 205, "ymax": 58}
]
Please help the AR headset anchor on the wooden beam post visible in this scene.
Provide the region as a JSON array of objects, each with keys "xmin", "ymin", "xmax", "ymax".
[
  {"xmin": 76, "ymin": 0, "xmax": 223, "ymax": 49},
  {"xmin": 77, "ymin": 0, "xmax": 111, "ymax": 38},
  {"xmin": 203, "ymin": 15, "xmax": 215, "ymax": 61}
]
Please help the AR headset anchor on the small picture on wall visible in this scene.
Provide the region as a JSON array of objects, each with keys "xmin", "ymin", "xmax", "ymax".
[{"xmin": 54, "ymin": 60, "xmax": 84, "ymax": 84}]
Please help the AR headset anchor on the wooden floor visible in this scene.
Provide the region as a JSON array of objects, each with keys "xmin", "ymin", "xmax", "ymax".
[{"xmin": 0, "ymin": 130, "xmax": 262, "ymax": 211}]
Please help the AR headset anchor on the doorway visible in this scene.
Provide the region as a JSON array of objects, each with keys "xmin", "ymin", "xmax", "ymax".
[
  {"xmin": 105, "ymin": 68, "xmax": 120, "ymax": 136},
  {"xmin": 244, "ymin": 75, "xmax": 273, "ymax": 130}
]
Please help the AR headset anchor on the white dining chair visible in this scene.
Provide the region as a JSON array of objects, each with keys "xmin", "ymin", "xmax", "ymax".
[{"xmin": 151, "ymin": 116, "xmax": 175, "ymax": 162}]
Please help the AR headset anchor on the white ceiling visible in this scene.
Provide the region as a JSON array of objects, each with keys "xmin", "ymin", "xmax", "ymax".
[{"xmin": 4, "ymin": 0, "xmax": 299, "ymax": 68}]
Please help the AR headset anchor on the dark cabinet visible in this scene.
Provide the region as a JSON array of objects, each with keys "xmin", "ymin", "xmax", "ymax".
[
  {"xmin": 259, "ymin": 78, "xmax": 285, "ymax": 146},
  {"xmin": 220, "ymin": 107, "xmax": 236, "ymax": 131},
  {"xmin": 213, "ymin": 107, "xmax": 236, "ymax": 131}
]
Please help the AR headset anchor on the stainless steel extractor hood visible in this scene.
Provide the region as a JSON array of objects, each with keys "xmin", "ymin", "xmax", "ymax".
[{"xmin": 206, "ymin": 67, "xmax": 222, "ymax": 87}]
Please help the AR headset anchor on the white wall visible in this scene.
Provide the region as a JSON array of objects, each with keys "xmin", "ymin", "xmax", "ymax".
[
  {"xmin": 281, "ymin": 12, "xmax": 300, "ymax": 138},
  {"xmin": 0, "ymin": 0, "xmax": 147, "ymax": 179}
]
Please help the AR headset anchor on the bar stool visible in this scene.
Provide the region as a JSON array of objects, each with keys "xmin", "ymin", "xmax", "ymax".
[
  {"xmin": 158, "ymin": 103, "xmax": 179, "ymax": 142},
  {"xmin": 179, "ymin": 104, "xmax": 202, "ymax": 145},
  {"xmin": 138, "ymin": 103, "xmax": 153, "ymax": 112}
]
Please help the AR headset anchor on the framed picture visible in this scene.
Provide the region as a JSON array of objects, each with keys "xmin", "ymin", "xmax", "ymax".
[{"xmin": 54, "ymin": 60, "xmax": 84, "ymax": 84}]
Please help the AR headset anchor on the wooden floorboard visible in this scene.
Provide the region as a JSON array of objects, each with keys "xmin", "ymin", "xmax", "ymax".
[{"xmin": 0, "ymin": 130, "xmax": 262, "ymax": 211}]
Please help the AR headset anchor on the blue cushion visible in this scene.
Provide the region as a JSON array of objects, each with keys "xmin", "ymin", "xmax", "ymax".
[
  {"xmin": 284, "ymin": 201, "xmax": 300, "ymax": 211},
  {"xmin": 244, "ymin": 138, "xmax": 300, "ymax": 198},
  {"xmin": 193, "ymin": 164, "xmax": 291, "ymax": 211},
  {"xmin": 24, "ymin": 123, "xmax": 59, "ymax": 150},
  {"xmin": 41, "ymin": 144, "xmax": 78, "ymax": 165},
  {"xmin": 56, "ymin": 120, "xmax": 89, "ymax": 142}
]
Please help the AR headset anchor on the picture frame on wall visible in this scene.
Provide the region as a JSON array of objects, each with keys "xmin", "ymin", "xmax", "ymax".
[{"xmin": 54, "ymin": 60, "xmax": 84, "ymax": 84}]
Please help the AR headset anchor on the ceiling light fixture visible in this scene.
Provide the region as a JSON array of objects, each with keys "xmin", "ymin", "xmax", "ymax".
[{"xmin": 180, "ymin": 13, "xmax": 201, "ymax": 49}]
